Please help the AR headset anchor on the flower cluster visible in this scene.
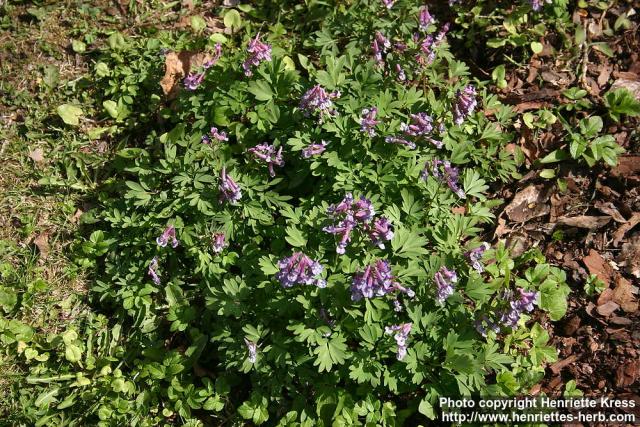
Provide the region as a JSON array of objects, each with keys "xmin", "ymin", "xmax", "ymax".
[
  {"xmin": 384, "ymin": 135, "xmax": 416, "ymax": 150},
  {"xmin": 419, "ymin": 5, "xmax": 434, "ymax": 31},
  {"xmin": 323, "ymin": 193, "xmax": 392, "ymax": 254},
  {"xmin": 530, "ymin": 0, "xmax": 552, "ymax": 11},
  {"xmin": 360, "ymin": 107, "xmax": 379, "ymax": 137},
  {"xmin": 148, "ymin": 256, "xmax": 161, "ymax": 285},
  {"xmin": 372, "ymin": 31, "xmax": 391, "ymax": 65},
  {"xmin": 416, "ymin": 22, "xmax": 449, "ymax": 67},
  {"xmin": 465, "ymin": 242, "xmax": 490, "ymax": 273},
  {"xmin": 302, "ymin": 140, "xmax": 328, "ymax": 158},
  {"xmin": 381, "ymin": 0, "xmax": 395, "ymax": 9},
  {"xmin": 498, "ymin": 288, "xmax": 538, "ymax": 328},
  {"xmin": 275, "ymin": 252, "xmax": 326, "ymax": 288},
  {"xmin": 421, "ymin": 159, "xmax": 465, "ymax": 198},
  {"xmin": 212, "ymin": 232, "xmax": 227, "ymax": 254},
  {"xmin": 453, "ymin": 85, "xmax": 477, "ymax": 125},
  {"xmin": 351, "ymin": 259, "xmax": 414, "ymax": 301},
  {"xmin": 157, "ymin": 226, "xmax": 179, "ymax": 248},
  {"xmin": 202, "ymin": 126, "xmax": 229, "ymax": 144},
  {"xmin": 385, "ymin": 323, "xmax": 412, "ymax": 360},
  {"xmin": 299, "ymin": 85, "xmax": 340, "ymax": 120},
  {"xmin": 248, "ymin": 143, "xmax": 284, "ymax": 178},
  {"xmin": 434, "ymin": 266, "xmax": 457, "ymax": 304},
  {"xmin": 219, "ymin": 167, "xmax": 242, "ymax": 204},
  {"xmin": 242, "ymin": 34, "xmax": 272, "ymax": 77}
]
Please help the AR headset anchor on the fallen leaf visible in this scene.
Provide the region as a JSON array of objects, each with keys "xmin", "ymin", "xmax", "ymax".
[
  {"xmin": 597, "ymin": 65, "xmax": 612, "ymax": 88},
  {"xmin": 556, "ymin": 215, "xmax": 611, "ymax": 229},
  {"xmin": 612, "ymin": 276, "xmax": 638, "ymax": 313},
  {"xmin": 597, "ymin": 288, "xmax": 614, "ymax": 306},
  {"xmin": 29, "ymin": 148, "xmax": 45, "ymax": 163},
  {"xmin": 596, "ymin": 300, "xmax": 619, "ymax": 317},
  {"xmin": 618, "ymin": 234, "xmax": 640, "ymax": 278},
  {"xmin": 550, "ymin": 355, "xmax": 578, "ymax": 375},
  {"xmin": 33, "ymin": 232, "xmax": 50, "ymax": 258},
  {"xmin": 160, "ymin": 51, "xmax": 214, "ymax": 98},
  {"xmin": 594, "ymin": 200, "xmax": 626, "ymax": 223},
  {"xmin": 504, "ymin": 185, "xmax": 551, "ymax": 223},
  {"xmin": 583, "ymin": 249, "xmax": 613, "ymax": 286},
  {"xmin": 616, "ymin": 360, "xmax": 640, "ymax": 388},
  {"xmin": 613, "ymin": 212, "xmax": 640, "ymax": 246},
  {"xmin": 611, "ymin": 156, "xmax": 640, "ymax": 178}
]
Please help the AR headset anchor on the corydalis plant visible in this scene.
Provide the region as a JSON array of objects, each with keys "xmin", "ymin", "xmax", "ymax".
[
  {"xmin": 323, "ymin": 193, "xmax": 378, "ymax": 254},
  {"xmin": 351, "ymin": 259, "xmax": 414, "ymax": 301},
  {"xmin": 243, "ymin": 34, "xmax": 272, "ymax": 77},
  {"xmin": 302, "ymin": 140, "xmax": 328, "ymax": 158},
  {"xmin": 421, "ymin": 159, "xmax": 465, "ymax": 199},
  {"xmin": 385, "ymin": 323, "xmax": 412, "ymax": 360},
  {"xmin": 212, "ymin": 232, "xmax": 227, "ymax": 254},
  {"xmin": 299, "ymin": 85, "xmax": 340, "ymax": 120},
  {"xmin": 465, "ymin": 243, "xmax": 490, "ymax": 273},
  {"xmin": 453, "ymin": 85, "xmax": 477, "ymax": 125},
  {"xmin": 219, "ymin": 167, "xmax": 242, "ymax": 204},
  {"xmin": 156, "ymin": 226, "xmax": 179, "ymax": 248},
  {"xmin": 434, "ymin": 266, "xmax": 457, "ymax": 304},
  {"xmin": 248, "ymin": 143, "xmax": 284, "ymax": 177}
]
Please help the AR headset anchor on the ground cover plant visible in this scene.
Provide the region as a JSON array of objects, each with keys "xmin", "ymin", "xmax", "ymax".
[{"xmin": 1, "ymin": 0, "xmax": 639, "ymax": 426}]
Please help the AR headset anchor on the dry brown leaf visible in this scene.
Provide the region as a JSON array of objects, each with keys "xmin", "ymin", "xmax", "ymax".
[
  {"xmin": 597, "ymin": 288, "xmax": 614, "ymax": 306},
  {"xmin": 556, "ymin": 215, "xmax": 611, "ymax": 229},
  {"xmin": 616, "ymin": 360, "xmax": 640, "ymax": 388},
  {"xmin": 583, "ymin": 249, "xmax": 613, "ymax": 286},
  {"xmin": 594, "ymin": 200, "xmax": 626, "ymax": 223},
  {"xmin": 29, "ymin": 148, "xmax": 45, "ymax": 163},
  {"xmin": 618, "ymin": 234, "xmax": 640, "ymax": 278},
  {"xmin": 33, "ymin": 232, "xmax": 50, "ymax": 258},
  {"xmin": 504, "ymin": 185, "xmax": 551, "ymax": 223},
  {"xmin": 550, "ymin": 355, "xmax": 578, "ymax": 375},
  {"xmin": 597, "ymin": 65, "xmax": 612, "ymax": 88},
  {"xmin": 596, "ymin": 300, "xmax": 619, "ymax": 317},
  {"xmin": 613, "ymin": 213, "xmax": 640, "ymax": 246},
  {"xmin": 611, "ymin": 156, "xmax": 640, "ymax": 178},
  {"xmin": 612, "ymin": 276, "xmax": 638, "ymax": 313},
  {"xmin": 160, "ymin": 51, "xmax": 214, "ymax": 98}
]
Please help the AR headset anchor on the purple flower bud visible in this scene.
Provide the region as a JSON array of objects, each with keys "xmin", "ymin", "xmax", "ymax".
[
  {"xmin": 371, "ymin": 32, "xmax": 391, "ymax": 65},
  {"xmin": 465, "ymin": 242, "xmax": 490, "ymax": 273},
  {"xmin": 323, "ymin": 218, "xmax": 356, "ymax": 254},
  {"xmin": 248, "ymin": 143, "xmax": 284, "ymax": 178},
  {"xmin": 385, "ymin": 323, "xmax": 412, "ymax": 360},
  {"xmin": 435, "ymin": 23, "xmax": 450, "ymax": 43},
  {"xmin": 201, "ymin": 135, "xmax": 212, "ymax": 144},
  {"xmin": 395, "ymin": 64, "xmax": 406, "ymax": 82},
  {"xmin": 382, "ymin": 0, "xmax": 395, "ymax": 9},
  {"xmin": 219, "ymin": 167, "xmax": 242, "ymax": 204},
  {"xmin": 299, "ymin": 85, "xmax": 340, "ymax": 119},
  {"xmin": 497, "ymin": 288, "xmax": 539, "ymax": 328},
  {"xmin": 385, "ymin": 136, "xmax": 416, "ymax": 150},
  {"xmin": 276, "ymin": 252, "xmax": 326, "ymax": 288},
  {"xmin": 210, "ymin": 127, "xmax": 229, "ymax": 142},
  {"xmin": 243, "ymin": 34, "xmax": 272, "ymax": 77},
  {"xmin": 529, "ymin": 0, "xmax": 551, "ymax": 11},
  {"xmin": 148, "ymin": 256, "xmax": 161, "ymax": 285},
  {"xmin": 393, "ymin": 299, "xmax": 403, "ymax": 312},
  {"xmin": 352, "ymin": 196, "xmax": 375, "ymax": 222},
  {"xmin": 453, "ymin": 85, "xmax": 477, "ymax": 125},
  {"xmin": 360, "ymin": 107, "xmax": 379, "ymax": 137},
  {"xmin": 419, "ymin": 6, "xmax": 434, "ymax": 31},
  {"xmin": 367, "ymin": 216, "xmax": 394, "ymax": 249},
  {"xmin": 244, "ymin": 338, "xmax": 258, "ymax": 363},
  {"xmin": 212, "ymin": 232, "xmax": 227, "ymax": 254},
  {"xmin": 434, "ymin": 266, "xmax": 457, "ymax": 304},
  {"xmin": 302, "ymin": 140, "xmax": 328, "ymax": 158},
  {"xmin": 327, "ymin": 193, "xmax": 354, "ymax": 217},
  {"xmin": 401, "ymin": 112, "xmax": 433, "ymax": 137},
  {"xmin": 184, "ymin": 72, "xmax": 205, "ymax": 90},
  {"xmin": 156, "ymin": 226, "xmax": 179, "ymax": 248}
]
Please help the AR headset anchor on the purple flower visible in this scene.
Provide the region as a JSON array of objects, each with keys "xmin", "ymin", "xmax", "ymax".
[
  {"xmin": 381, "ymin": 0, "xmax": 395, "ymax": 9},
  {"xmin": 299, "ymin": 85, "xmax": 340, "ymax": 119},
  {"xmin": 385, "ymin": 136, "xmax": 416, "ymax": 150},
  {"xmin": 352, "ymin": 196, "xmax": 375, "ymax": 222},
  {"xmin": 327, "ymin": 193, "xmax": 354, "ymax": 217},
  {"xmin": 385, "ymin": 323, "xmax": 412, "ymax": 360},
  {"xmin": 243, "ymin": 34, "xmax": 272, "ymax": 77},
  {"xmin": 421, "ymin": 159, "xmax": 465, "ymax": 198},
  {"xmin": 156, "ymin": 226, "xmax": 179, "ymax": 248},
  {"xmin": 434, "ymin": 266, "xmax": 457, "ymax": 304},
  {"xmin": 148, "ymin": 256, "xmax": 161, "ymax": 285},
  {"xmin": 366, "ymin": 216, "xmax": 394, "ymax": 249},
  {"xmin": 351, "ymin": 259, "xmax": 414, "ymax": 301},
  {"xmin": 396, "ymin": 64, "xmax": 406, "ymax": 82},
  {"xmin": 201, "ymin": 135, "xmax": 212, "ymax": 144},
  {"xmin": 372, "ymin": 32, "xmax": 390, "ymax": 65},
  {"xmin": 210, "ymin": 127, "xmax": 228, "ymax": 142},
  {"xmin": 203, "ymin": 43, "xmax": 223, "ymax": 69},
  {"xmin": 212, "ymin": 232, "xmax": 227, "ymax": 253},
  {"xmin": 475, "ymin": 315, "xmax": 500, "ymax": 337},
  {"xmin": 401, "ymin": 112, "xmax": 433, "ymax": 137},
  {"xmin": 323, "ymin": 218, "xmax": 356, "ymax": 255},
  {"xmin": 498, "ymin": 288, "xmax": 539, "ymax": 328},
  {"xmin": 276, "ymin": 252, "xmax": 326, "ymax": 288},
  {"xmin": 248, "ymin": 143, "xmax": 284, "ymax": 178},
  {"xmin": 360, "ymin": 108, "xmax": 379, "ymax": 137},
  {"xmin": 453, "ymin": 85, "xmax": 477, "ymax": 125},
  {"xmin": 417, "ymin": 35, "xmax": 436, "ymax": 66},
  {"xmin": 419, "ymin": 6, "xmax": 434, "ymax": 31},
  {"xmin": 302, "ymin": 140, "xmax": 328, "ymax": 158},
  {"xmin": 530, "ymin": 0, "xmax": 551, "ymax": 11},
  {"xmin": 184, "ymin": 72, "xmax": 205, "ymax": 90},
  {"xmin": 244, "ymin": 338, "xmax": 258, "ymax": 363},
  {"xmin": 465, "ymin": 242, "xmax": 490, "ymax": 273},
  {"xmin": 435, "ymin": 22, "xmax": 450, "ymax": 43},
  {"xmin": 393, "ymin": 299, "xmax": 403, "ymax": 312},
  {"xmin": 219, "ymin": 167, "xmax": 242, "ymax": 204}
]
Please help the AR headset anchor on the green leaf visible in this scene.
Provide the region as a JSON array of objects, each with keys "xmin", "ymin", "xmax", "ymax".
[
  {"xmin": 223, "ymin": 9, "xmax": 242, "ymax": 30},
  {"xmin": 65, "ymin": 344, "xmax": 82, "ymax": 362},
  {"xmin": 313, "ymin": 335, "xmax": 348, "ymax": 372},
  {"xmin": 418, "ymin": 399, "xmax": 436, "ymax": 420},
  {"xmin": 56, "ymin": 104, "xmax": 83, "ymax": 126},
  {"xmin": 248, "ymin": 80, "xmax": 274, "ymax": 101},
  {"xmin": 285, "ymin": 226, "xmax": 307, "ymax": 247},
  {"xmin": 391, "ymin": 228, "xmax": 428, "ymax": 258},
  {"xmin": 71, "ymin": 39, "xmax": 86, "ymax": 53},
  {"xmin": 190, "ymin": 15, "xmax": 206, "ymax": 33},
  {"xmin": 530, "ymin": 41, "xmax": 543, "ymax": 54},
  {"xmin": 539, "ymin": 149, "xmax": 569, "ymax": 164}
]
